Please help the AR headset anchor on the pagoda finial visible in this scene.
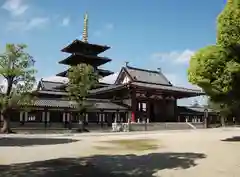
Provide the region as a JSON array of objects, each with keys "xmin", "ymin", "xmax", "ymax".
[{"xmin": 82, "ymin": 12, "xmax": 88, "ymax": 43}]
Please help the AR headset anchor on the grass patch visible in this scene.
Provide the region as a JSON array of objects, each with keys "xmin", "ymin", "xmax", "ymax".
[{"xmin": 95, "ymin": 139, "xmax": 159, "ymax": 151}]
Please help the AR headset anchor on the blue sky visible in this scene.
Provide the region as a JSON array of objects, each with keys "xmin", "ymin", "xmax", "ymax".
[{"xmin": 0, "ymin": 0, "xmax": 226, "ymax": 105}]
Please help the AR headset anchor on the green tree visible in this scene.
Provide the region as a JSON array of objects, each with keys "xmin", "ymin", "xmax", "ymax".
[
  {"xmin": 188, "ymin": 0, "xmax": 240, "ymax": 123},
  {"xmin": 67, "ymin": 63, "xmax": 98, "ymax": 131},
  {"xmin": 217, "ymin": 0, "xmax": 240, "ymax": 48},
  {"xmin": 0, "ymin": 44, "xmax": 37, "ymax": 133}
]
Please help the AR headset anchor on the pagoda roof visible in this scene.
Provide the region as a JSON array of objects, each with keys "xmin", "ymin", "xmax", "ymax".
[
  {"xmin": 56, "ymin": 68, "xmax": 114, "ymax": 77},
  {"xmin": 61, "ymin": 39, "xmax": 110, "ymax": 55},
  {"xmin": 59, "ymin": 53, "xmax": 112, "ymax": 66},
  {"xmin": 115, "ymin": 66, "xmax": 172, "ymax": 86}
]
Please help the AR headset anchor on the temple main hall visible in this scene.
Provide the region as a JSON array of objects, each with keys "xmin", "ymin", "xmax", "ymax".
[{"xmin": 3, "ymin": 13, "xmax": 209, "ymax": 130}]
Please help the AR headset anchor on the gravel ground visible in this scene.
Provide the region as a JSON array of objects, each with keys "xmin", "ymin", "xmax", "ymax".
[{"xmin": 0, "ymin": 128, "xmax": 240, "ymax": 177}]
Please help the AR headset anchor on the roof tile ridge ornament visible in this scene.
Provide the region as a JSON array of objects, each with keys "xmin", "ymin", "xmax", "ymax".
[
  {"xmin": 157, "ymin": 67, "xmax": 161, "ymax": 72},
  {"xmin": 82, "ymin": 12, "xmax": 88, "ymax": 43}
]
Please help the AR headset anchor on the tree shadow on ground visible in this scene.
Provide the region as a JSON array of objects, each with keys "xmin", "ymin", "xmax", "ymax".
[
  {"xmin": 221, "ymin": 136, "xmax": 240, "ymax": 142},
  {"xmin": 0, "ymin": 152, "xmax": 206, "ymax": 177},
  {"xmin": 0, "ymin": 137, "xmax": 78, "ymax": 147}
]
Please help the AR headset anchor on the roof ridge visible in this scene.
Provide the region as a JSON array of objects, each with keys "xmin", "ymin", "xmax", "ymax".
[
  {"xmin": 41, "ymin": 80, "xmax": 66, "ymax": 84},
  {"xmin": 130, "ymin": 81, "xmax": 203, "ymax": 92},
  {"xmin": 63, "ymin": 39, "xmax": 110, "ymax": 49},
  {"xmin": 131, "ymin": 80, "xmax": 172, "ymax": 87},
  {"xmin": 170, "ymin": 85, "xmax": 203, "ymax": 92},
  {"xmin": 126, "ymin": 65, "xmax": 159, "ymax": 74}
]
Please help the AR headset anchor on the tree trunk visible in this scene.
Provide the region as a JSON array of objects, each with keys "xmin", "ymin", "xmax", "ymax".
[{"xmin": 0, "ymin": 111, "xmax": 12, "ymax": 133}]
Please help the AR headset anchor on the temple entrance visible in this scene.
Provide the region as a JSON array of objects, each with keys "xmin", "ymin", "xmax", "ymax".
[{"xmin": 148, "ymin": 100, "xmax": 167, "ymax": 122}]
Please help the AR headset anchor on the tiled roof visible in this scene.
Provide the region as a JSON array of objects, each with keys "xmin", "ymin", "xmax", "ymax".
[
  {"xmin": 61, "ymin": 39, "xmax": 110, "ymax": 55},
  {"xmin": 131, "ymin": 82, "xmax": 204, "ymax": 95},
  {"xmin": 178, "ymin": 106, "xmax": 218, "ymax": 114},
  {"xmin": 125, "ymin": 66, "xmax": 172, "ymax": 86},
  {"xmin": 31, "ymin": 98, "xmax": 128, "ymax": 110},
  {"xmin": 56, "ymin": 68, "xmax": 113, "ymax": 77},
  {"xmin": 40, "ymin": 80, "xmax": 65, "ymax": 91},
  {"xmin": 89, "ymin": 82, "xmax": 204, "ymax": 96},
  {"xmin": 58, "ymin": 53, "xmax": 112, "ymax": 66},
  {"xmin": 32, "ymin": 99, "xmax": 73, "ymax": 108},
  {"xmin": 36, "ymin": 90, "xmax": 68, "ymax": 96},
  {"xmin": 89, "ymin": 84, "xmax": 126, "ymax": 94},
  {"xmin": 186, "ymin": 107, "xmax": 218, "ymax": 113}
]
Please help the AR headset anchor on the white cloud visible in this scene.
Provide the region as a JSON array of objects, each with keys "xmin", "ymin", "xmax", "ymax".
[
  {"xmin": 164, "ymin": 73, "xmax": 199, "ymax": 90},
  {"xmin": 105, "ymin": 23, "xmax": 114, "ymax": 30},
  {"xmin": 25, "ymin": 17, "xmax": 49, "ymax": 30},
  {"xmin": 7, "ymin": 17, "xmax": 49, "ymax": 31},
  {"xmin": 93, "ymin": 23, "xmax": 114, "ymax": 37},
  {"xmin": 62, "ymin": 17, "xmax": 70, "ymax": 26},
  {"xmin": 152, "ymin": 49, "xmax": 195, "ymax": 64},
  {"xmin": 1, "ymin": 0, "xmax": 29, "ymax": 16}
]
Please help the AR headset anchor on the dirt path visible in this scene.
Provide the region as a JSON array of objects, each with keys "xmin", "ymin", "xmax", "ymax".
[{"xmin": 0, "ymin": 128, "xmax": 239, "ymax": 177}]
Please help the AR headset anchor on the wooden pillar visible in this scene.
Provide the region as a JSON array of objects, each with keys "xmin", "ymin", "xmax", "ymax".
[
  {"xmin": 46, "ymin": 112, "xmax": 50, "ymax": 123},
  {"xmin": 102, "ymin": 113, "xmax": 105, "ymax": 122},
  {"xmin": 62, "ymin": 112, "xmax": 66, "ymax": 128},
  {"xmin": 114, "ymin": 112, "xmax": 117, "ymax": 123},
  {"xmin": 85, "ymin": 113, "xmax": 88, "ymax": 123},
  {"xmin": 20, "ymin": 111, "xmax": 24, "ymax": 122},
  {"xmin": 100, "ymin": 113, "xmax": 102, "ymax": 126},
  {"xmin": 147, "ymin": 100, "xmax": 151, "ymax": 122},
  {"xmin": 66, "ymin": 113, "xmax": 70, "ymax": 122},
  {"xmin": 173, "ymin": 98, "xmax": 178, "ymax": 121},
  {"xmin": 131, "ymin": 90, "xmax": 136, "ymax": 122},
  {"xmin": 62, "ymin": 112, "xmax": 65, "ymax": 122},
  {"xmin": 67, "ymin": 112, "xmax": 72, "ymax": 129},
  {"xmin": 42, "ymin": 111, "xmax": 45, "ymax": 122},
  {"xmin": 24, "ymin": 111, "xmax": 28, "ymax": 122}
]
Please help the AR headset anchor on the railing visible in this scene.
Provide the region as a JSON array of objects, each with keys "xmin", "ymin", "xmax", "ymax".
[{"xmin": 112, "ymin": 122, "xmax": 202, "ymax": 132}]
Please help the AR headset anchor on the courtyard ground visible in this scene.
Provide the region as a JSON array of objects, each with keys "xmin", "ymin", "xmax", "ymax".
[{"xmin": 0, "ymin": 128, "xmax": 239, "ymax": 177}]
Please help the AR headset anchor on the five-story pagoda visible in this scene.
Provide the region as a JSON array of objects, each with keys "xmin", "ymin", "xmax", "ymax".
[{"xmin": 57, "ymin": 13, "xmax": 114, "ymax": 86}]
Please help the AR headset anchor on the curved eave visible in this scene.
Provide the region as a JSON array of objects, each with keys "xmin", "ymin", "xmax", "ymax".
[
  {"xmin": 61, "ymin": 39, "xmax": 110, "ymax": 55},
  {"xmin": 56, "ymin": 69, "xmax": 114, "ymax": 77},
  {"xmin": 58, "ymin": 54, "xmax": 112, "ymax": 66},
  {"xmin": 130, "ymin": 82, "xmax": 205, "ymax": 99}
]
